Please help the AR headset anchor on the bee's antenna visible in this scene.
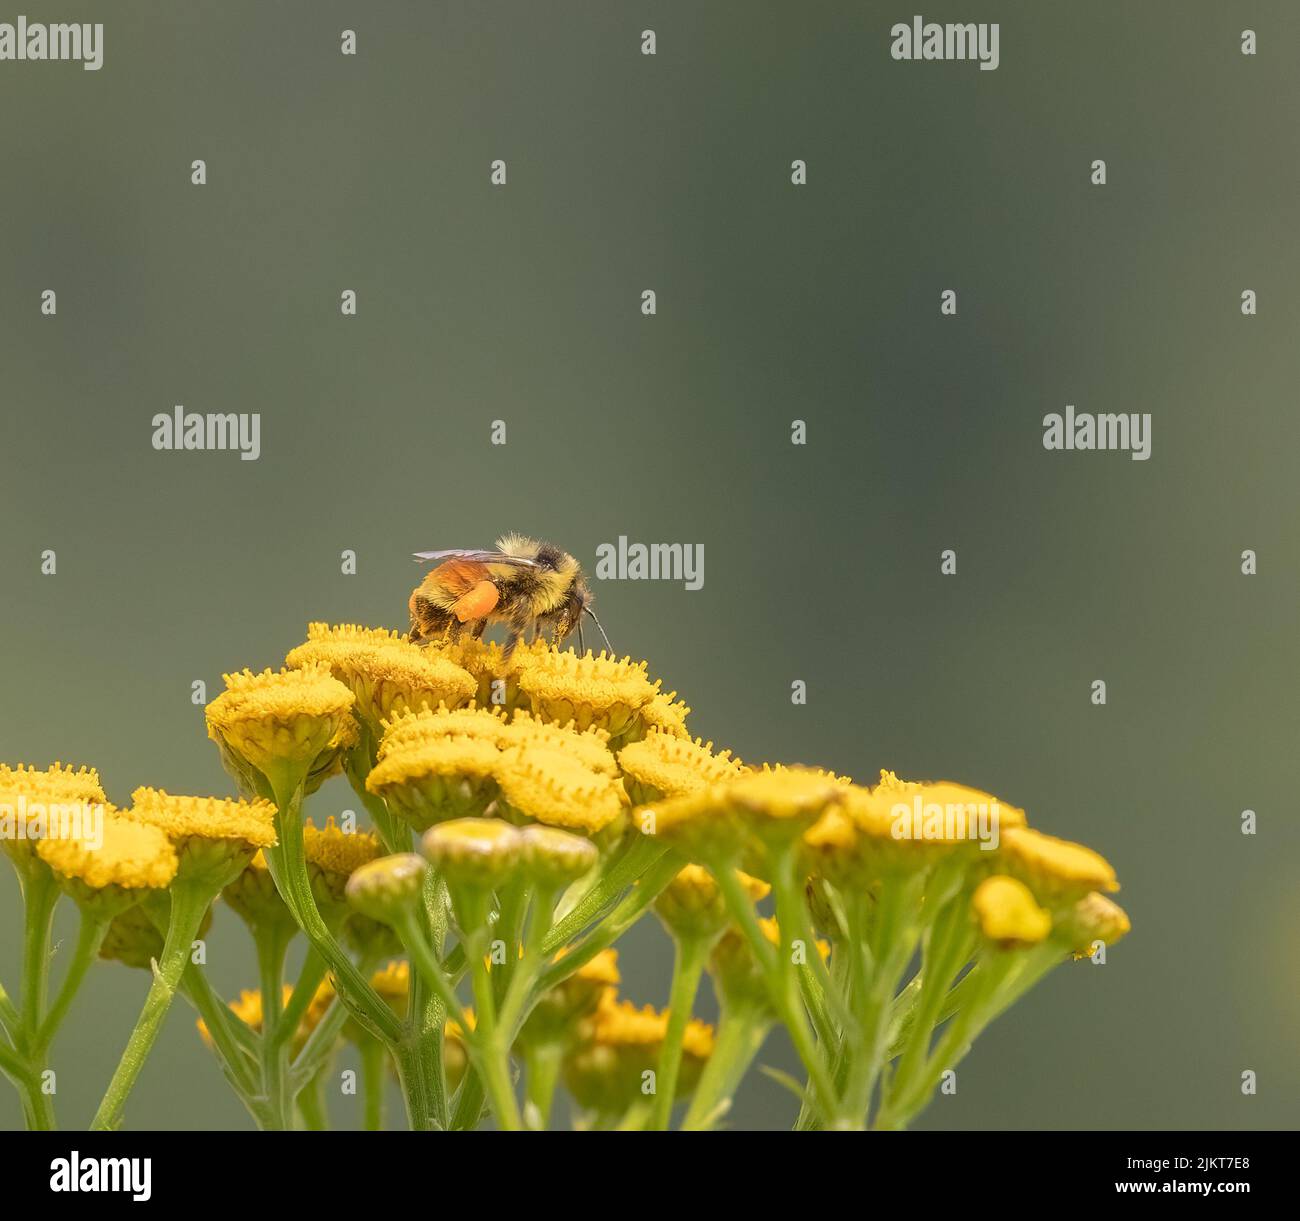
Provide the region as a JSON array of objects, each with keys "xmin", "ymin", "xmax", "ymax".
[{"xmin": 585, "ymin": 607, "xmax": 614, "ymax": 655}]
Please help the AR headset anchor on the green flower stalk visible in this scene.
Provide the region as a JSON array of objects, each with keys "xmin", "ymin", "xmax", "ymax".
[{"xmin": 90, "ymin": 789, "xmax": 275, "ymax": 1129}]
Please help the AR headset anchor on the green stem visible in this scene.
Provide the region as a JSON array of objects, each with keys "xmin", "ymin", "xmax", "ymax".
[
  {"xmin": 36, "ymin": 911, "xmax": 107, "ymax": 1050},
  {"xmin": 91, "ymin": 881, "xmax": 211, "ymax": 1130},
  {"xmin": 523, "ymin": 1041, "xmax": 565, "ymax": 1130},
  {"xmin": 264, "ymin": 782, "xmax": 401, "ymax": 1046},
  {"xmin": 465, "ymin": 918, "xmax": 523, "ymax": 1131},
  {"xmin": 681, "ymin": 1003, "xmax": 772, "ymax": 1131},
  {"xmin": 20, "ymin": 867, "xmax": 59, "ymax": 1035},
  {"xmin": 542, "ymin": 836, "xmax": 670, "ymax": 954},
  {"xmin": 535, "ymin": 852, "xmax": 682, "ymax": 995},
  {"xmin": 181, "ymin": 969, "xmax": 262, "ymax": 1102},
  {"xmin": 360, "ymin": 1037, "xmax": 387, "ymax": 1130},
  {"xmin": 715, "ymin": 857, "xmax": 840, "ymax": 1126},
  {"xmin": 254, "ymin": 923, "xmax": 293, "ymax": 1130},
  {"xmin": 651, "ymin": 933, "xmax": 709, "ymax": 1130},
  {"xmin": 296, "ymin": 1064, "xmax": 330, "ymax": 1130}
]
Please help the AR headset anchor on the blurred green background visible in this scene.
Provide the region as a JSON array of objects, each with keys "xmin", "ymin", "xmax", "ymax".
[{"xmin": 1, "ymin": 1, "xmax": 1297, "ymax": 1130}]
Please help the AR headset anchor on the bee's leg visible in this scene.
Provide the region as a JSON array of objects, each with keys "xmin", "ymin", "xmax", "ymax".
[
  {"xmin": 501, "ymin": 631, "xmax": 520, "ymax": 662},
  {"xmin": 471, "ymin": 619, "xmax": 488, "ymax": 640}
]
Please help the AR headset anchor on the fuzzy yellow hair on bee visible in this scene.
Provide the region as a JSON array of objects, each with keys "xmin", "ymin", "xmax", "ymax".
[{"xmin": 408, "ymin": 534, "xmax": 610, "ymax": 659}]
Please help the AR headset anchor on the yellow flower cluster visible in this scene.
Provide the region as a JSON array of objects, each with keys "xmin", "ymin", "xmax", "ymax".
[{"xmin": 563, "ymin": 990, "xmax": 715, "ymax": 1113}]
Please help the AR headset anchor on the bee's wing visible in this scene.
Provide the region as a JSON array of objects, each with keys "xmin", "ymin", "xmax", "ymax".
[{"xmin": 412, "ymin": 548, "xmax": 542, "ymax": 569}]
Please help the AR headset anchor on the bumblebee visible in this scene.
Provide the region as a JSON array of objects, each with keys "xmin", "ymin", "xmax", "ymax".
[{"xmin": 409, "ymin": 533, "xmax": 612, "ymax": 658}]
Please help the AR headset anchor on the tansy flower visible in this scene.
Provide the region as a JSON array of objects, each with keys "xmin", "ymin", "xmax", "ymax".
[
  {"xmin": 520, "ymin": 949, "xmax": 621, "ymax": 1048},
  {"xmin": 0, "ymin": 762, "xmax": 106, "ymax": 869},
  {"xmin": 127, "ymin": 787, "xmax": 277, "ymax": 888},
  {"xmin": 563, "ymin": 991, "xmax": 714, "ymax": 1113},
  {"xmin": 0, "ymin": 761, "xmax": 105, "ymax": 805},
  {"xmin": 971, "ymin": 875, "xmax": 1052, "ymax": 949},
  {"xmin": 501, "ymin": 712, "xmax": 618, "ymax": 777},
  {"xmin": 805, "ymin": 772, "xmax": 1025, "ymax": 885},
  {"xmin": 345, "ymin": 853, "xmax": 428, "ymax": 925},
  {"xmin": 996, "ymin": 825, "xmax": 1119, "ymax": 903},
  {"xmin": 618, "ymin": 732, "xmax": 745, "ymax": 805},
  {"xmin": 302, "ymin": 817, "xmax": 385, "ymax": 916},
  {"xmin": 421, "ymin": 818, "xmax": 523, "ymax": 889},
  {"xmin": 516, "ymin": 649, "xmax": 658, "ymax": 740},
  {"xmin": 650, "ymin": 768, "xmax": 843, "ymax": 866},
  {"xmin": 37, "ymin": 808, "xmax": 178, "ymax": 913},
  {"xmin": 366, "ymin": 736, "xmax": 501, "ymax": 830},
  {"xmin": 517, "ymin": 824, "xmax": 600, "ymax": 888},
  {"xmin": 493, "ymin": 747, "xmax": 627, "ymax": 839},
  {"xmin": 223, "ymin": 849, "xmax": 294, "ymax": 932},
  {"xmin": 422, "ymin": 636, "xmax": 546, "ymax": 712},
  {"xmin": 654, "ymin": 864, "xmax": 770, "ymax": 941},
  {"xmin": 632, "ymin": 691, "xmax": 692, "ymax": 741},
  {"xmin": 377, "ymin": 704, "xmax": 511, "ymax": 760},
  {"xmin": 1061, "ymin": 891, "xmax": 1132, "ymax": 958},
  {"xmin": 205, "ymin": 664, "xmax": 358, "ymax": 794},
  {"xmin": 288, "ymin": 633, "xmax": 475, "ymax": 734},
  {"xmin": 100, "ymin": 902, "xmax": 214, "ymax": 971}
]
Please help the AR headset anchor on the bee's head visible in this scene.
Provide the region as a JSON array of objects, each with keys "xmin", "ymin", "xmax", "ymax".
[{"xmin": 564, "ymin": 576, "xmax": 612, "ymax": 655}]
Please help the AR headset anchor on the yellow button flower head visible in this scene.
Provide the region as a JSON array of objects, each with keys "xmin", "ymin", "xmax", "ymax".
[
  {"xmin": 425, "ymin": 636, "xmax": 547, "ymax": 712},
  {"xmin": 302, "ymin": 817, "xmax": 385, "ymax": 916},
  {"xmin": 517, "ymin": 648, "xmax": 658, "ymax": 740},
  {"xmin": 654, "ymin": 864, "xmax": 770, "ymax": 942},
  {"xmin": 37, "ymin": 807, "xmax": 178, "ymax": 916},
  {"xmin": 517, "ymin": 824, "xmax": 599, "ymax": 888},
  {"xmin": 521, "ymin": 949, "xmax": 621, "ymax": 1048},
  {"xmin": 223, "ymin": 849, "xmax": 293, "ymax": 932},
  {"xmin": 971, "ymin": 875, "xmax": 1052, "ymax": 949},
  {"xmin": 421, "ymin": 818, "xmax": 523, "ymax": 890},
  {"xmin": 997, "ymin": 825, "xmax": 1119, "ymax": 904},
  {"xmin": 287, "ymin": 629, "xmax": 475, "ymax": 736},
  {"xmin": 345, "ymin": 852, "xmax": 428, "ymax": 925},
  {"xmin": 227, "ymin": 824, "xmax": 379, "ymax": 932},
  {"xmin": 494, "ymin": 747, "xmax": 627, "ymax": 840},
  {"xmin": 378, "ymin": 704, "xmax": 511, "ymax": 761},
  {"xmin": 651, "ymin": 768, "xmax": 843, "ymax": 868},
  {"xmin": 366, "ymin": 735, "xmax": 501, "ymax": 830},
  {"xmin": 206, "ymin": 664, "xmax": 358, "ymax": 796},
  {"xmin": 127, "ymin": 787, "xmax": 277, "ymax": 888},
  {"xmin": 501, "ymin": 711, "xmax": 618, "ymax": 777},
  {"xmin": 0, "ymin": 762, "xmax": 106, "ymax": 870},
  {"xmin": 563, "ymin": 991, "xmax": 715, "ymax": 1113},
  {"xmin": 806, "ymin": 772, "xmax": 1026, "ymax": 885},
  {"xmin": 631, "ymin": 690, "xmax": 692, "ymax": 742},
  {"xmin": 1061, "ymin": 891, "xmax": 1132, "ymax": 959},
  {"xmin": 101, "ymin": 902, "xmax": 214, "ymax": 971},
  {"xmin": 618, "ymin": 732, "xmax": 746, "ymax": 806}
]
